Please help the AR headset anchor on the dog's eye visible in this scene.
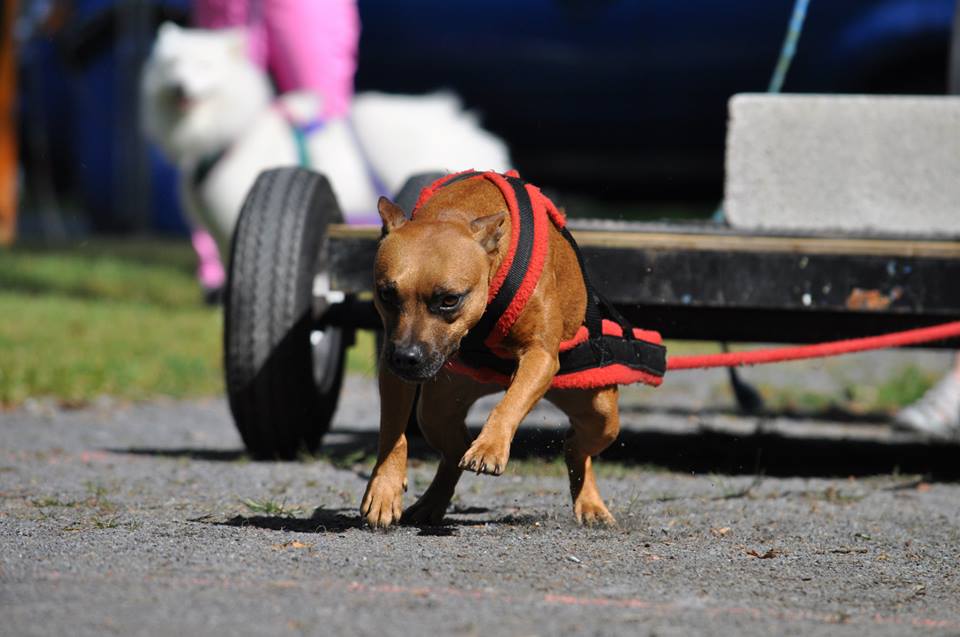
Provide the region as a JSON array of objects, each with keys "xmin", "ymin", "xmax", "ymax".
[
  {"xmin": 377, "ymin": 286, "xmax": 398, "ymax": 307},
  {"xmin": 435, "ymin": 293, "xmax": 463, "ymax": 312}
]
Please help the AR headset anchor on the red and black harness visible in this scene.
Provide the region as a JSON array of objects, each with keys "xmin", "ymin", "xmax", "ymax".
[{"xmin": 411, "ymin": 170, "xmax": 667, "ymax": 390}]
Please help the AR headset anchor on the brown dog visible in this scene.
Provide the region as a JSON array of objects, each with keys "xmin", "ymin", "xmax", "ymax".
[{"xmin": 360, "ymin": 172, "xmax": 661, "ymax": 528}]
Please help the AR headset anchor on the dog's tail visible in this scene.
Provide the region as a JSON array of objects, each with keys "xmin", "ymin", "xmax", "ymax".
[{"xmin": 349, "ymin": 91, "xmax": 512, "ymax": 195}]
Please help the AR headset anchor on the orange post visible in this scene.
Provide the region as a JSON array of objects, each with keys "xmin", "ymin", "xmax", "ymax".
[{"xmin": 0, "ymin": 0, "xmax": 18, "ymax": 246}]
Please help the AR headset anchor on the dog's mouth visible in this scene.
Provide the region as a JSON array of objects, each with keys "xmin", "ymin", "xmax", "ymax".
[
  {"xmin": 171, "ymin": 93, "xmax": 195, "ymax": 114},
  {"xmin": 387, "ymin": 355, "xmax": 447, "ymax": 383},
  {"xmin": 383, "ymin": 342, "xmax": 452, "ymax": 383},
  {"xmin": 164, "ymin": 86, "xmax": 194, "ymax": 114},
  {"xmin": 390, "ymin": 368, "xmax": 440, "ymax": 383}
]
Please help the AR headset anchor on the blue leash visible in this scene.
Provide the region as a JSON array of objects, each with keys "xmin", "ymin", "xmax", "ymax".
[
  {"xmin": 767, "ymin": 0, "xmax": 812, "ymax": 94},
  {"xmin": 713, "ymin": 0, "xmax": 811, "ymax": 222},
  {"xmin": 290, "ymin": 119, "xmax": 325, "ymax": 168}
]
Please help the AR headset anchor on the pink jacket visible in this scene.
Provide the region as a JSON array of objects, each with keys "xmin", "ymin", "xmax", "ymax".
[{"xmin": 194, "ymin": 0, "xmax": 359, "ymax": 118}]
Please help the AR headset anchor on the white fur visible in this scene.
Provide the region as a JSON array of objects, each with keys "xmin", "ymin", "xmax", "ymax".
[{"xmin": 141, "ymin": 23, "xmax": 512, "ymax": 255}]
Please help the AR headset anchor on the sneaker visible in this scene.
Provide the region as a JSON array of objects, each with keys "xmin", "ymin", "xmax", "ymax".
[
  {"xmin": 192, "ymin": 229, "xmax": 226, "ymax": 288},
  {"xmin": 202, "ymin": 285, "xmax": 224, "ymax": 307},
  {"xmin": 893, "ymin": 373, "xmax": 960, "ymax": 441}
]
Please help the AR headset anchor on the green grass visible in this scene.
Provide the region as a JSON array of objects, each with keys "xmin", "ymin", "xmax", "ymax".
[
  {"xmin": 0, "ymin": 239, "xmax": 375, "ymax": 408},
  {"xmin": 241, "ymin": 498, "xmax": 303, "ymax": 518},
  {"xmin": 0, "ymin": 239, "xmax": 203, "ymax": 306},
  {"xmin": 758, "ymin": 365, "xmax": 938, "ymax": 415},
  {"xmin": 868, "ymin": 365, "xmax": 939, "ymax": 411},
  {"xmin": 0, "ymin": 240, "xmax": 223, "ymax": 407},
  {"xmin": 347, "ymin": 329, "xmax": 377, "ymax": 376}
]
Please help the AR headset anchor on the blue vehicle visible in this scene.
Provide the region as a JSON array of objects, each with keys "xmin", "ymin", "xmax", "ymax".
[
  {"xmin": 355, "ymin": 0, "xmax": 955, "ymax": 201},
  {"xmin": 17, "ymin": 0, "xmax": 956, "ymax": 234}
]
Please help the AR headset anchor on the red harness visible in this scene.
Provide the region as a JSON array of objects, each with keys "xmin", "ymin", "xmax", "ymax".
[{"xmin": 412, "ymin": 170, "xmax": 666, "ymax": 390}]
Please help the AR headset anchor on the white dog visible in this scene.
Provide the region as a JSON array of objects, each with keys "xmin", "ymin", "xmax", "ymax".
[{"xmin": 141, "ymin": 23, "xmax": 512, "ymax": 255}]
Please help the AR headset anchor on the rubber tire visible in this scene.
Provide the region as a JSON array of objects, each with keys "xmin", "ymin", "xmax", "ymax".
[
  {"xmin": 224, "ymin": 167, "xmax": 345, "ymax": 460},
  {"xmin": 393, "ymin": 171, "xmax": 445, "ymax": 215}
]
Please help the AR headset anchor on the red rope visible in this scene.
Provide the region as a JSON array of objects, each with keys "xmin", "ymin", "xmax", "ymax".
[{"xmin": 666, "ymin": 320, "xmax": 960, "ymax": 371}]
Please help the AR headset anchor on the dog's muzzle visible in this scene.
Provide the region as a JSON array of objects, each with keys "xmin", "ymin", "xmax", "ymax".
[{"xmin": 385, "ymin": 340, "xmax": 447, "ymax": 382}]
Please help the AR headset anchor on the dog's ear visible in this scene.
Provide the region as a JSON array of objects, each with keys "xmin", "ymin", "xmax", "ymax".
[
  {"xmin": 158, "ymin": 22, "xmax": 181, "ymax": 40},
  {"xmin": 470, "ymin": 211, "xmax": 506, "ymax": 254},
  {"xmin": 378, "ymin": 197, "xmax": 407, "ymax": 234}
]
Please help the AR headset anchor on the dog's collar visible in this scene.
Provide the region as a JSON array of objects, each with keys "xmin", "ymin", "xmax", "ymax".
[{"xmin": 412, "ymin": 170, "xmax": 668, "ymax": 390}]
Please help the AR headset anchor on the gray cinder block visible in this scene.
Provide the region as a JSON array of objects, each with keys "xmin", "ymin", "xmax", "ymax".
[{"xmin": 723, "ymin": 94, "xmax": 960, "ymax": 237}]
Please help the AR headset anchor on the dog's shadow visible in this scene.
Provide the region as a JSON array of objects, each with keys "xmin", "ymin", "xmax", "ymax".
[
  {"xmin": 109, "ymin": 415, "xmax": 960, "ymax": 480},
  {"xmin": 212, "ymin": 506, "xmax": 360, "ymax": 533},
  {"xmin": 206, "ymin": 505, "xmax": 539, "ymax": 535}
]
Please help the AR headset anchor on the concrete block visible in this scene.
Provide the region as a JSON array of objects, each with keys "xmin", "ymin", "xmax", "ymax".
[{"xmin": 723, "ymin": 94, "xmax": 960, "ymax": 237}]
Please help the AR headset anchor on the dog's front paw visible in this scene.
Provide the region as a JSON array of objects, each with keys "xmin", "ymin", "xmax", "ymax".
[
  {"xmin": 360, "ymin": 475, "xmax": 405, "ymax": 529},
  {"xmin": 459, "ymin": 435, "xmax": 510, "ymax": 476}
]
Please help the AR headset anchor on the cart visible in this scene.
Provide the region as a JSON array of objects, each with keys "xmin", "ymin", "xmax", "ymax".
[{"xmin": 222, "ymin": 166, "xmax": 960, "ymax": 459}]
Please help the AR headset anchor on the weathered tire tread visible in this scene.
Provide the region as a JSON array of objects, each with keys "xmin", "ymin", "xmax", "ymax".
[{"xmin": 224, "ymin": 168, "xmax": 345, "ymax": 459}]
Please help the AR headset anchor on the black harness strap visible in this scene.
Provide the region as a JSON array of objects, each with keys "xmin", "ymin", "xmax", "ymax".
[
  {"xmin": 459, "ymin": 176, "xmax": 537, "ymax": 354},
  {"xmin": 460, "ymin": 333, "xmax": 666, "ymax": 378},
  {"xmin": 557, "ymin": 224, "xmax": 666, "ymax": 377},
  {"xmin": 558, "ymin": 225, "xmax": 604, "ymax": 339}
]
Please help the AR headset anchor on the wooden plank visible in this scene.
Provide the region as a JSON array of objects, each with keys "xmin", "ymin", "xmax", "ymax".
[
  {"xmin": 326, "ymin": 234, "xmax": 960, "ymax": 312},
  {"xmin": 324, "ymin": 221, "xmax": 960, "ymax": 346},
  {"xmin": 321, "ymin": 299, "xmax": 960, "ymax": 347},
  {"xmin": 327, "ymin": 224, "xmax": 960, "ymax": 259}
]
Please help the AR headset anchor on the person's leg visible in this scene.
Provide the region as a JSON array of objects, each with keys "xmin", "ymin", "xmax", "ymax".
[
  {"xmin": 193, "ymin": 0, "xmax": 251, "ymax": 28},
  {"xmin": 186, "ymin": 1, "xmax": 263, "ymax": 298},
  {"xmin": 261, "ymin": 0, "xmax": 359, "ymax": 117},
  {"xmin": 894, "ymin": 353, "xmax": 960, "ymax": 440},
  {"xmin": 191, "ymin": 228, "xmax": 226, "ymax": 303},
  {"xmin": 193, "ymin": 0, "xmax": 269, "ymax": 70}
]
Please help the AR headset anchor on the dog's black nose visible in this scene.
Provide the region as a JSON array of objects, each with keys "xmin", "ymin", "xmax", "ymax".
[
  {"xmin": 170, "ymin": 83, "xmax": 188, "ymax": 103},
  {"xmin": 391, "ymin": 343, "xmax": 425, "ymax": 370}
]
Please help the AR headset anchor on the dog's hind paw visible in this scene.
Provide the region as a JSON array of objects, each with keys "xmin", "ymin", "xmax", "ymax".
[
  {"xmin": 574, "ymin": 499, "xmax": 617, "ymax": 527},
  {"xmin": 401, "ymin": 495, "xmax": 450, "ymax": 526}
]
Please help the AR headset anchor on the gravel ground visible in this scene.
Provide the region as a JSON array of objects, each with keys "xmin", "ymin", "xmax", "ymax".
[{"xmin": 3, "ymin": 350, "xmax": 960, "ymax": 636}]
